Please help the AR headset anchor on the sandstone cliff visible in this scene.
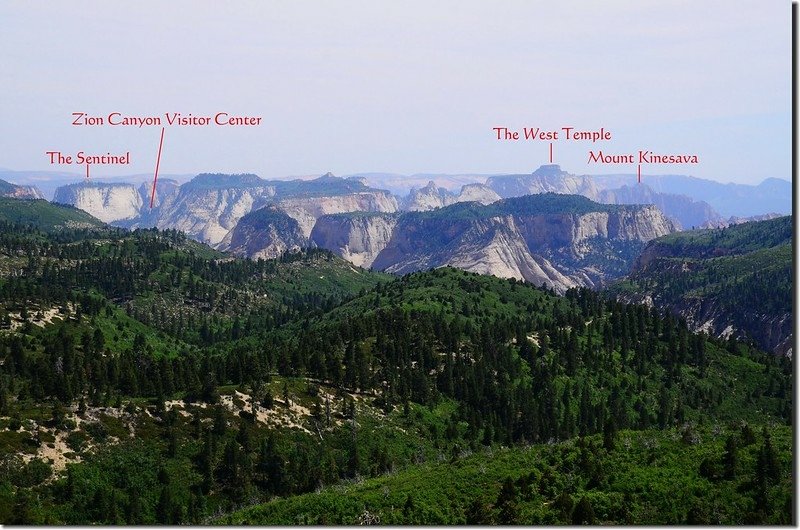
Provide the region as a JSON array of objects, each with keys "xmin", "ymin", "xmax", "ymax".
[
  {"xmin": 401, "ymin": 181, "xmax": 451, "ymax": 211},
  {"xmin": 369, "ymin": 194, "xmax": 675, "ymax": 292},
  {"xmin": 219, "ymin": 206, "xmax": 309, "ymax": 260},
  {"xmin": 454, "ymin": 183, "xmax": 501, "ymax": 205},
  {"xmin": 486, "ymin": 165, "xmax": 600, "ymax": 200},
  {"xmin": 276, "ymin": 191, "xmax": 398, "ymax": 237},
  {"xmin": 401, "ymin": 181, "xmax": 500, "ymax": 211},
  {"xmin": 310, "ymin": 213, "xmax": 400, "ymax": 268},
  {"xmin": 137, "ymin": 178, "xmax": 180, "ymax": 209},
  {"xmin": 0, "ymin": 179, "xmax": 44, "ymax": 200},
  {"xmin": 139, "ymin": 174, "xmax": 276, "ymax": 246},
  {"xmin": 598, "ymin": 184, "xmax": 722, "ymax": 230},
  {"xmin": 53, "ymin": 182, "xmax": 143, "ymax": 224}
]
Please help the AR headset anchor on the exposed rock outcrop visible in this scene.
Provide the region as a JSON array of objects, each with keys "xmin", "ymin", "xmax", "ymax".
[
  {"xmin": 486, "ymin": 165, "xmax": 600, "ymax": 200},
  {"xmin": 137, "ymin": 178, "xmax": 180, "ymax": 209},
  {"xmin": 138, "ymin": 174, "xmax": 276, "ymax": 246},
  {"xmin": 53, "ymin": 182, "xmax": 143, "ymax": 223},
  {"xmin": 0, "ymin": 179, "xmax": 44, "ymax": 200},
  {"xmin": 219, "ymin": 206, "xmax": 309, "ymax": 260},
  {"xmin": 310, "ymin": 213, "xmax": 400, "ymax": 268},
  {"xmin": 276, "ymin": 191, "xmax": 398, "ymax": 237},
  {"xmin": 401, "ymin": 182, "xmax": 500, "ymax": 212},
  {"xmin": 454, "ymin": 183, "xmax": 501, "ymax": 205},
  {"xmin": 598, "ymin": 184, "xmax": 722, "ymax": 230},
  {"xmin": 369, "ymin": 194, "xmax": 676, "ymax": 292},
  {"xmin": 401, "ymin": 181, "xmax": 452, "ymax": 211}
]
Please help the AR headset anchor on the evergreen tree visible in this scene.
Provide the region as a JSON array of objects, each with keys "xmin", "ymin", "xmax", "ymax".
[
  {"xmin": 572, "ymin": 496, "xmax": 596, "ymax": 525},
  {"xmin": 495, "ymin": 477, "xmax": 519, "ymax": 524},
  {"xmin": 723, "ymin": 434, "xmax": 738, "ymax": 479}
]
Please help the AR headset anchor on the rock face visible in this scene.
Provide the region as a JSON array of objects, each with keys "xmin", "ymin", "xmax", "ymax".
[
  {"xmin": 0, "ymin": 179, "xmax": 44, "ymax": 200},
  {"xmin": 598, "ymin": 184, "xmax": 722, "ymax": 230},
  {"xmin": 702, "ymin": 212, "xmax": 785, "ymax": 229},
  {"xmin": 138, "ymin": 179, "xmax": 179, "ymax": 209},
  {"xmin": 276, "ymin": 191, "xmax": 398, "ymax": 237},
  {"xmin": 401, "ymin": 182, "xmax": 501, "ymax": 211},
  {"xmin": 53, "ymin": 182, "xmax": 143, "ymax": 223},
  {"xmin": 219, "ymin": 206, "xmax": 309, "ymax": 260},
  {"xmin": 595, "ymin": 174, "xmax": 792, "ymax": 218},
  {"xmin": 487, "ymin": 165, "xmax": 600, "ymax": 200},
  {"xmin": 454, "ymin": 183, "xmax": 501, "ymax": 205},
  {"xmin": 139, "ymin": 174, "xmax": 276, "ymax": 246},
  {"xmin": 486, "ymin": 165, "xmax": 724, "ymax": 229},
  {"xmin": 123, "ymin": 172, "xmax": 399, "ymax": 249},
  {"xmin": 310, "ymin": 213, "xmax": 400, "ymax": 268},
  {"xmin": 388, "ymin": 215, "xmax": 579, "ymax": 291},
  {"xmin": 402, "ymin": 181, "xmax": 451, "ymax": 211},
  {"xmin": 366, "ymin": 194, "xmax": 676, "ymax": 292},
  {"xmin": 618, "ymin": 216, "xmax": 793, "ymax": 355}
]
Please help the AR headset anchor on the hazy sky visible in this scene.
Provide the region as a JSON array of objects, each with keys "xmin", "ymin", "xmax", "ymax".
[{"xmin": 0, "ymin": 1, "xmax": 792, "ymax": 184}]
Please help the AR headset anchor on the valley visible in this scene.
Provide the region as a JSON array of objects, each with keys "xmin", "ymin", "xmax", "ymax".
[{"xmin": 0, "ymin": 168, "xmax": 791, "ymax": 525}]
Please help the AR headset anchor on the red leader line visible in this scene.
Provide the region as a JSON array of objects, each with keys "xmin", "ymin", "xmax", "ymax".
[
  {"xmin": 637, "ymin": 164, "xmax": 641, "ymax": 183},
  {"xmin": 150, "ymin": 127, "xmax": 165, "ymax": 208},
  {"xmin": 85, "ymin": 163, "xmax": 89, "ymax": 180},
  {"xmin": 549, "ymin": 142, "xmax": 553, "ymax": 163}
]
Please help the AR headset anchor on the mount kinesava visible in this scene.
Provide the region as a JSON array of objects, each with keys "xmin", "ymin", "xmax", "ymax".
[{"xmin": 0, "ymin": 164, "xmax": 790, "ymax": 354}]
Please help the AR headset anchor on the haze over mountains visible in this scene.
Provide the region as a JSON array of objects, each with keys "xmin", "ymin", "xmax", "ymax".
[
  {"xmin": 2, "ymin": 164, "xmax": 789, "ymax": 295},
  {"xmin": 0, "ymin": 167, "xmax": 791, "ymax": 524}
]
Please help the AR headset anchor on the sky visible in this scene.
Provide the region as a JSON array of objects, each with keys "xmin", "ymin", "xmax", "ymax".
[{"xmin": 0, "ymin": 1, "xmax": 792, "ymax": 185}]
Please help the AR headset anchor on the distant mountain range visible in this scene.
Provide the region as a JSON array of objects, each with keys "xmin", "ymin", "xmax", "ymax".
[
  {"xmin": 0, "ymin": 164, "xmax": 790, "ymax": 295},
  {"xmin": 341, "ymin": 195, "xmax": 675, "ymax": 292},
  {"xmin": 590, "ymin": 173, "xmax": 792, "ymax": 218},
  {"xmin": 0, "ymin": 175, "xmax": 791, "ymax": 355}
]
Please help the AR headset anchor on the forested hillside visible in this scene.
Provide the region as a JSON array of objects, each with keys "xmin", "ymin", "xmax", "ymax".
[
  {"xmin": 613, "ymin": 216, "xmax": 792, "ymax": 355},
  {"xmin": 0, "ymin": 205, "xmax": 791, "ymax": 525}
]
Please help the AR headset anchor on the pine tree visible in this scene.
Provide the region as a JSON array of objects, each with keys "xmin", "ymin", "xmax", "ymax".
[
  {"xmin": 402, "ymin": 494, "xmax": 415, "ymax": 523},
  {"xmin": 495, "ymin": 477, "xmax": 519, "ymax": 524},
  {"xmin": 572, "ymin": 496, "xmax": 596, "ymax": 525},
  {"xmin": 257, "ymin": 432, "xmax": 285, "ymax": 495},
  {"xmin": 212, "ymin": 406, "xmax": 227, "ymax": 435},
  {"xmin": 465, "ymin": 497, "xmax": 493, "ymax": 525},
  {"xmin": 723, "ymin": 434, "xmax": 738, "ymax": 479},
  {"xmin": 126, "ymin": 487, "xmax": 143, "ymax": 524},
  {"xmin": 603, "ymin": 416, "xmax": 617, "ymax": 451},
  {"xmin": 155, "ymin": 486, "xmax": 174, "ymax": 524},
  {"xmin": 756, "ymin": 429, "xmax": 780, "ymax": 483}
]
